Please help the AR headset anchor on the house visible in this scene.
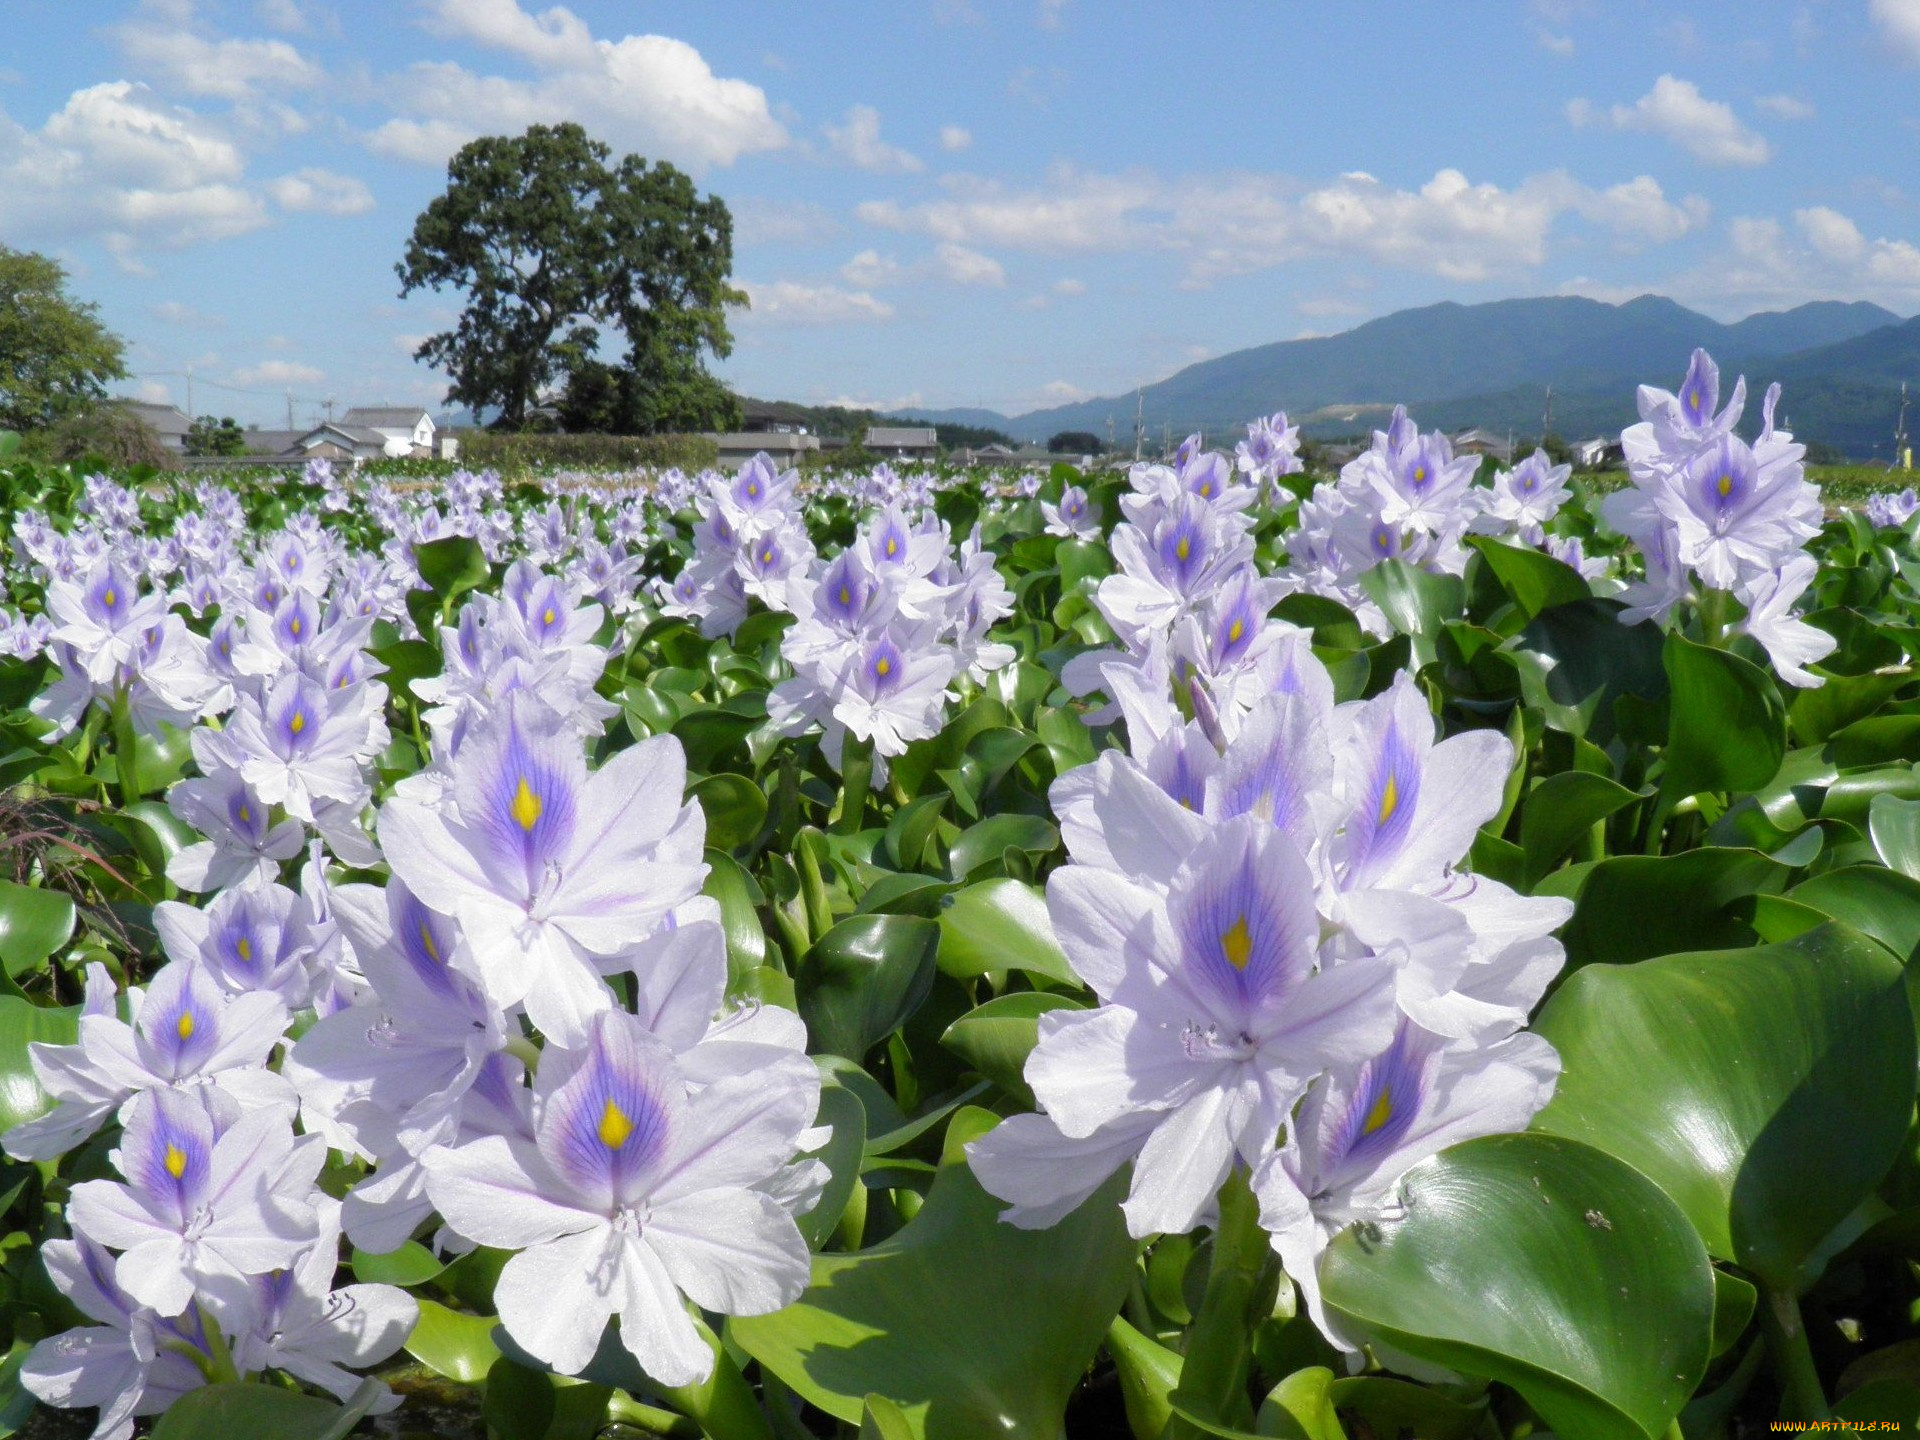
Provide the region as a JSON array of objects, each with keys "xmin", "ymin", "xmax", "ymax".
[
  {"xmin": 117, "ymin": 401, "xmax": 193, "ymax": 453},
  {"xmin": 1450, "ymin": 428, "xmax": 1514, "ymax": 465},
  {"xmin": 1573, "ymin": 437, "xmax": 1623, "ymax": 470},
  {"xmin": 283, "ymin": 423, "xmax": 391, "ymax": 462},
  {"xmin": 340, "ymin": 406, "xmax": 436, "ymax": 458},
  {"xmin": 242, "ymin": 429, "xmax": 307, "ymax": 458},
  {"xmin": 740, "ymin": 399, "xmax": 814, "ymax": 435},
  {"xmin": 709, "ymin": 431, "xmax": 820, "ymax": 471},
  {"xmin": 864, "ymin": 426, "xmax": 940, "ymax": 462}
]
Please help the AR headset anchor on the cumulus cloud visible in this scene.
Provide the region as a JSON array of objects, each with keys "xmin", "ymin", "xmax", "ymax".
[
  {"xmin": 233, "ymin": 359, "xmax": 324, "ymax": 385},
  {"xmin": 1755, "ymin": 93, "xmax": 1815, "ymax": 120},
  {"xmin": 1871, "ymin": 0, "xmax": 1920, "ymax": 62},
  {"xmin": 734, "ymin": 197, "xmax": 840, "ymax": 247},
  {"xmin": 939, "ymin": 124, "xmax": 973, "ymax": 152},
  {"xmin": 840, "ymin": 243, "xmax": 1003, "ymax": 288},
  {"xmin": 1052, "ymin": 277, "xmax": 1086, "ymax": 295},
  {"xmin": 268, "ymin": 167, "xmax": 374, "ymax": 215},
  {"xmin": 859, "ymin": 163, "xmax": 1707, "ymax": 285},
  {"xmin": 153, "ymin": 300, "xmax": 225, "ymax": 327},
  {"xmin": 0, "ymin": 82, "xmax": 270, "ymax": 252},
  {"xmin": 738, "ymin": 280, "xmax": 895, "ymax": 325},
  {"xmin": 1036, "ymin": 380, "xmax": 1091, "ymax": 404},
  {"xmin": 823, "ymin": 104, "xmax": 922, "ymax": 174},
  {"xmin": 367, "ymin": 0, "xmax": 788, "ymax": 170},
  {"xmin": 1674, "ymin": 204, "xmax": 1920, "ymax": 311},
  {"xmin": 1567, "ymin": 75, "xmax": 1771, "ymax": 166},
  {"xmin": 115, "ymin": 22, "xmax": 323, "ymax": 101}
]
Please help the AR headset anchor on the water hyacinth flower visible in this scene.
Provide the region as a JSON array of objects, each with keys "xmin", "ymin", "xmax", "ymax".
[
  {"xmin": 1475, "ymin": 449, "xmax": 1572, "ymax": 545},
  {"xmin": 378, "ymin": 695, "xmax": 707, "ymax": 1044},
  {"xmin": 1652, "ymin": 432, "xmax": 1821, "ymax": 593},
  {"xmin": 421, "ymin": 1010, "xmax": 818, "ymax": 1385},
  {"xmin": 1866, "ymin": 487, "xmax": 1919, "ymax": 528},
  {"xmin": 68, "ymin": 1090, "xmax": 321, "ymax": 1317},
  {"xmin": 1041, "ymin": 485, "xmax": 1101, "ymax": 540}
]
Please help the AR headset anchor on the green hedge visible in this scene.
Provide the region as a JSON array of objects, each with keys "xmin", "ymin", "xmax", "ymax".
[{"xmin": 452, "ymin": 430, "xmax": 719, "ymax": 474}]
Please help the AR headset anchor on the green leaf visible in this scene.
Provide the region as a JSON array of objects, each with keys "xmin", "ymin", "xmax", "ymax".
[
  {"xmin": 406, "ymin": 1297, "xmax": 501, "ymax": 1382},
  {"xmin": 733, "ymin": 1107, "xmax": 1136, "ymax": 1439},
  {"xmin": 947, "ymin": 813, "xmax": 1058, "ymax": 881},
  {"xmin": 799, "ymin": 1082, "xmax": 868, "ymax": 1250},
  {"xmin": 0, "ymin": 881, "xmax": 75, "ymax": 976},
  {"xmin": 1788, "ymin": 667, "xmax": 1914, "ymax": 745},
  {"xmin": 1788, "ymin": 866, "xmax": 1920, "ymax": 962},
  {"xmin": 1468, "ymin": 536, "xmax": 1591, "ymax": 620},
  {"xmin": 1544, "ymin": 846, "xmax": 1787, "ymax": 968},
  {"xmin": 798, "ymin": 915, "xmax": 940, "ymax": 1059},
  {"xmin": 1532, "ymin": 924, "xmax": 1916, "ymax": 1290},
  {"xmin": 935, "ymin": 879, "xmax": 1076, "ymax": 986},
  {"xmin": 1326, "ymin": 1377, "xmax": 1485, "ymax": 1440},
  {"xmin": 862, "ymin": 1394, "xmax": 919, "ymax": 1440},
  {"xmin": 1870, "ymin": 793, "xmax": 1920, "ymax": 880},
  {"xmin": 1662, "ymin": 634, "xmax": 1786, "ymax": 800},
  {"xmin": 1320, "ymin": 1133, "xmax": 1714, "ymax": 1440},
  {"xmin": 1358, "ymin": 559, "xmax": 1464, "ymax": 640},
  {"xmin": 689, "ymin": 772, "xmax": 768, "ymax": 851},
  {"xmin": 0, "ymin": 997, "xmax": 78, "ymax": 1132},
  {"xmin": 1106, "ymin": 1316, "xmax": 1181, "ymax": 1440},
  {"xmin": 350, "ymin": 1240, "xmax": 447, "ymax": 1287},
  {"xmin": 1517, "ymin": 772, "xmax": 1642, "ymax": 886},
  {"xmin": 413, "ymin": 534, "xmax": 490, "ymax": 602},
  {"xmin": 1254, "ymin": 1366, "xmax": 1347, "ymax": 1440},
  {"xmin": 1513, "ymin": 598, "xmax": 1668, "ymax": 746},
  {"xmin": 483, "ymin": 1356, "xmax": 556, "ymax": 1440},
  {"xmin": 939, "ymin": 992, "xmax": 1086, "ymax": 1105},
  {"xmin": 149, "ymin": 1381, "xmax": 373, "ymax": 1440}
]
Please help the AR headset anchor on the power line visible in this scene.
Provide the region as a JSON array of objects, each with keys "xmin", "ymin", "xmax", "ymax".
[{"xmin": 131, "ymin": 370, "xmax": 333, "ymax": 408}]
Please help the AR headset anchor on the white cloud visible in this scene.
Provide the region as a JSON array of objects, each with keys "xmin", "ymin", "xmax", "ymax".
[
  {"xmin": 1673, "ymin": 204, "xmax": 1920, "ymax": 311},
  {"xmin": 1037, "ymin": 380, "xmax": 1090, "ymax": 404},
  {"xmin": 0, "ymin": 82, "xmax": 271, "ymax": 252},
  {"xmin": 738, "ymin": 280, "xmax": 895, "ymax": 325},
  {"xmin": 939, "ymin": 124, "xmax": 973, "ymax": 152},
  {"xmin": 132, "ymin": 379, "xmax": 174, "ymax": 403},
  {"xmin": 233, "ymin": 359, "xmax": 323, "ymax": 385},
  {"xmin": 1755, "ymin": 93, "xmax": 1815, "ymax": 120},
  {"xmin": 1567, "ymin": 75, "xmax": 1771, "ymax": 166},
  {"xmin": 839, "ymin": 243, "xmax": 1003, "ymax": 289},
  {"xmin": 255, "ymin": 0, "xmax": 311, "ymax": 33},
  {"xmin": 115, "ymin": 22, "xmax": 322, "ymax": 101},
  {"xmin": 734, "ymin": 197, "xmax": 840, "ymax": 247},
  {"xmin": 1052, "ymin": 277, "xmax": 1086, "ymax": 295},
  {"xmin": 1038, "ymin": 0, "xmax": 1069, "ymax": 28},
  {"xmin": 267, "ymin": 167, "xmax": 374, "ymax": 215},
  {"xmin": 367, "ymin": 0, "xmax": 788, "ymax": 171},
  {"xmin": 823, "ymin": 104, "xmax": 922, "ymax": 174},
  {"xmin": 1872, "ymin": 0, "xmax": 1920, "ymax": 62},
  {"xmin": 1537, "ymin": 30, "xmax": 1575, "ymax": 56},
  {"xmin": 861, "ymin": 164, "xmax": 1706, "ymax": 285},
  {"xmin": 153, "ymin": 300, "xmax": 224, "ymax": 327}
]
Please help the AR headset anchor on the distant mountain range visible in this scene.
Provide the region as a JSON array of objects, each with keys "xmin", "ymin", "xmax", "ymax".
[{"xmin": 887, "ymin": 295, "xmax": 1920, "ymax": 459}]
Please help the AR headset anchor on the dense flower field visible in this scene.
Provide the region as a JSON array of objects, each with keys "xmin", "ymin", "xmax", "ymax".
[{"xmin": 0, "ymin": 350, "xmax": 1917, "ymax": 1439}]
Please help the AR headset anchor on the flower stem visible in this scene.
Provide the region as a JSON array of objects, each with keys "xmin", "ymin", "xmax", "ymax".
[
  {"xmin": 110, "ymin": 688, "xmax": 141, "ymax": 809},
  {"xmin": 196, "ymin": 1301, "xmax": 241, "ymax": 1386},
  {"xmin": 834, "ymin": 734, "xmax": 873, "ymax": 835},
  {"xmin": 1166, "ymin": 1167, "xmax": 1275, "ymax": 1437},
  {"xmin": 1759, "ymin": 1285, "xmax": 1828, "ymax": 1422}
]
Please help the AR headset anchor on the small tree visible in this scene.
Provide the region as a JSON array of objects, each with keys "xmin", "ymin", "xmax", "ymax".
[
  {"xmin": 1047, "ymin": 430, "xmax": 1102, "ymax": 454},
  {"xmin": 185, "ymin": 415, "xmax": 247, "ymax": 457},
  {"xmin": 0, "ymin": 247, "xmax": 127, "ymax": 431}
]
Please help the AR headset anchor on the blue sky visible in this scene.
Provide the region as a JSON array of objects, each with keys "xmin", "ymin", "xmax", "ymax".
[{"xmin": 4, "ymin": 0, "xmax": 1919, "ymax": 426}]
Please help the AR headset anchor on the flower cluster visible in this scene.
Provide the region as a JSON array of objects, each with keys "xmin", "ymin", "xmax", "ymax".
[{"xmin": 1603, "ymin": 348, "xmax": 1834, "ymax": 684}]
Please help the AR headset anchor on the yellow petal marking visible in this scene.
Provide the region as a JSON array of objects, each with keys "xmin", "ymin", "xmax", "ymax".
[
  {"xmin": 875, "ymin": 656, "xmax": 892, "ymax": 678},
  {"xmin": 1716, "ymin": 473, "xmax": 1733, "ymax": 498},
  {"xmin": 598, "ymin": 1099, "xmax": 635, "ymax": 1150},
  {"xmin": 237, "ymin": 805, "xmax": 251, "ymax": 824},
  {"xmin": 511, "ymin": 778, "xmax": 542, "ymax": 832},
  {"xmin": 542, "ymin": 607, "xmax": 556, "ymax": 626},
  {"xmin": 177, "ymin": 1010, "xmax": 195, "ymax": 1041},
  {"xmin": 1175, "ymin": 537, "xmax": 1191, "ymax": 562},
  {"xmin": 1221, "ymin": 915, "xmax": 1254, "ymax": 971},
  {"xmin": 886, "ymin": 537, "xmax": 899, "ymax": 557},
  {"xmin": 838, "ymin": 585, "xmax": 852, "ymax": 606},
  {"xmin": 103, "ymin": 588, "xmax": 117, "ymax": 608},
  {"xmin": 288, "ymin": 710, "xmax": 306, "ymax": 735},
  {"xmin": 289, "ymin": 617, "xmax": 302, "ymax": 636},
  {"xmin": 235, "ymin": 937, "xmax": 252, "ymax": 963},
  {"xmin": 1362, "ymin": 1085, "xmax": 1394, "ymax": 1135},
  {"xmin": 1378, "ymin": 772, "xmax": 1399, "ymax": 826},
  {"xmin": 1227, "ymin": 618, "xmax": 1244, "ymax": 644},
  {"xmin": 164, "ymin": 1143, "xmax": 188, "ymax": 1179},
  {"xmin": 1413, "ymin": 465, "xmax": 1426, "ymax": 485},
  {"xmin": 420, "ymin": 922, "xmax": 441, "ymax": 964}
]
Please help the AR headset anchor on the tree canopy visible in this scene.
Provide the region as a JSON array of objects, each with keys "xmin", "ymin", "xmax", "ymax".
[
  {"xmin": 396, "ymin": 123, "xmax": 745, "ymax": 433},
  {"xmin": 1048, "ymin": 430, "xmax": 1104, "ymax": 454},
  {"xmin": 0, "ymin": 247, "xmax": 127, "ymax": 433}
]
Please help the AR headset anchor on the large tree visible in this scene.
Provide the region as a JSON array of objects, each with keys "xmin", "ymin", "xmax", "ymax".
[
  {"xmin": 396, "ymin": 123, "xmax": 744, "ymax": 432},
  {"xmin": 0, "ymin": 247, "xmax": 127, "ymax": 432}
]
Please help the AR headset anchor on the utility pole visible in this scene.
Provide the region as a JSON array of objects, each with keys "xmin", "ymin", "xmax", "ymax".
[
  {"xmin": 1898, "ymin": 382, "xmax": 1912, "ymax": 472},
  {"xmin": 185, "ymin": 364, "xmax": 193, "ymax": 419},
  {"xmin": 286, "ymin": 389, "xmax": 295, "ymax": 430},
  {"xmin": 1133, "ymin": 388, "xmax": 1144, "ymax": 462},
  {"xmin": 1542, "ymin": 385, "xmax": 1553, "ymax": 442},
  {"xmin": 324, "ymin": 398, "xmax": 336, "ymax": 424}
]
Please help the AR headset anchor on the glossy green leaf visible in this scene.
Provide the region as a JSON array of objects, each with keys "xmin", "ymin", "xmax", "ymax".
[
  {"xmin": 947, "ymin": 813, "xmax": 1058, "ymax": 881},
  {"xmin": 1548, "ymin": 846, "xmax": 1785, "ymax": 968},
  {"xmin": 705, "ymin": 849, "xmax": 767, "ymax": 984},
  {"xmin": 1359, "ymin": 559, "xmax": 1464, "ymax": 640},
  {"xmin": 733, "ymin": 1106, "xmax": 1136, "ymax": 1439},
  {"xmin": 1469, "ymin": 536, "xmax": 1591, "ymax": 620},
  {"xmin": 1870, "ymin": 793, "xmax": 1920, "ymax": 880},
  {"xmin": 939, "ymin": 991, "xmax": 1086, "ymax": 1105},
  {"xmin": 798, "ymin": 914, "xmax": 940, "ymax": 1059},
  {"xmin": 1320, "ymin": 1133, "xmax": 1714, "ymax": 1440},
  {"xmin": 0, "ymin": 881, "xmax": 74, "ymax": 976},
  {"xmin": 406, "ymin": 1297, "xmax": 501, "ymax": 1382},
  {"xmin": 1789, "ymin": 866, "xmax": 1920, "ymax": 962},
  {"xmin": 483, "ymin": 1356, "xmax": 556, "ymax": 1440},
  {"xmin": 1106, "ymin": 1316, "xmax": 1180, "ymax": 1440},
  {"xmin": 689, "ymin": 772, "xmax": 768, "ymax": 851},
  {"xmin": 350, "ymin": 1239, "xmax": 446, "ymax": 1287},
  {"xmin": 0, "ymin": 997, "xmax": 78, "ymax": 1132},
  {"xmin": 1517, "ymin": 771, "xmax": 1642, "ymax": 885},
  {"xmin": 414, "ymin": 534, "xmax": 490, "ymax": 602},
  {"xmin": 1788, "ymin": 667, "xmax": 1913, "ymax": 745},
  {"xmin": 1662, "ymin": 634, "xmax": 1786, "ymax": 799},
  {"xmin": 799, "ymin": 1082, "xmax": 868, "ymax": 1250},
  {"xmin": 1326, "ymin": 1377, "xmax": 1485, "ymax": 1440},
  {"xmin": 1533, "ymin": 924, "xmax": 1916, "ymax": 1290},
  {"xmin": 935, "ymin": 879, "xmax": 1076, "ymax": 985},
  {"xmin": 1514, "ymin": 598, "xmax": 1668, "ymax": 745},
  {"xmin": 1254, "ymin": 1366, "xmax": 1347, "ymax": 1440},
  {"xmin": 150, "ymin": 1380, "xmax": 376, "ymax": 1440}
]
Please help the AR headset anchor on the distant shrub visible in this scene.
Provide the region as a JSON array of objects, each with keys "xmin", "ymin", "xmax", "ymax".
[
  {"xmin": 19, "ymin": 405, "xmax": 175, "ymax": 470},
  {"xmin": 456, "ymin": 431, "xmax": 719, "ymax": 474}
]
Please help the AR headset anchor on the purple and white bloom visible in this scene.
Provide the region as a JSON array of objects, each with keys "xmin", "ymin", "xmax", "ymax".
[
  {"xmin": 1042, "ymin": 486, "xmax": 1101, "ymax": 540},
  {"xmin": 1252, "ymin": 1020, "xmax": 1560, "ymax": 1339},
  {"xmin": 970, "ymin": 817, "xmax": 1399, "ymax": 1238},
  {"xmin": 153, "ymin": 881, "xmax": 325, "ymax": 1009},
  {"xmin": 421, "ymin": 1010, "xmax": 817, "ymax": 1385},
  {"xmin": 165, "ymin": 768, "xmax": 302, "ymax": 893},
  {"xmin": 1544, "ymin": 534, "xmax": 1611, "ymax": 583},
  {"xmin": 1236, "ymin": 411, "xmax": 1303, "ymax": 486},
  {"xmin": 1624, "ymin": 347, "xmax": 1744, "ymax": 471},
  {"xmin": 1738, "ymin": 553, "xmax": 1837, "ymax": 688},
  {"xmin": 1476, "ymin": 450, "xmax": 1572, "ymax": 545},
  {"xmin": 1866, "ymin": 487, "xmax": 1919, "ymax": 529},
  {"xmin": 3, "ymin": 961, "xmax": 293, "ymax": 1162},
  {"xmin": 21, "ymin": 1235, "xmax": 212, "ymax": 1440},
  {"xmin": 1652, "ymin": 432, "xmax": 1821, "ymax": 592},
  {"xmin": 216, "ymin": 1199, "xmax": 417, "ymax": 1411},
  {"xmin": 202, "ymin": 672, "xmax": 381, "ymax": 825},
  {"xmin": 45, "ymin": 560, "xmax": 168, "ymax": 686},
  {"xmin": 68, "ymin": 1090, "xmax": 321, "ymax": 1317},
  {"xmin": 378, "ymin": 696, "xmax": 707, "ymax": 1045}
]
